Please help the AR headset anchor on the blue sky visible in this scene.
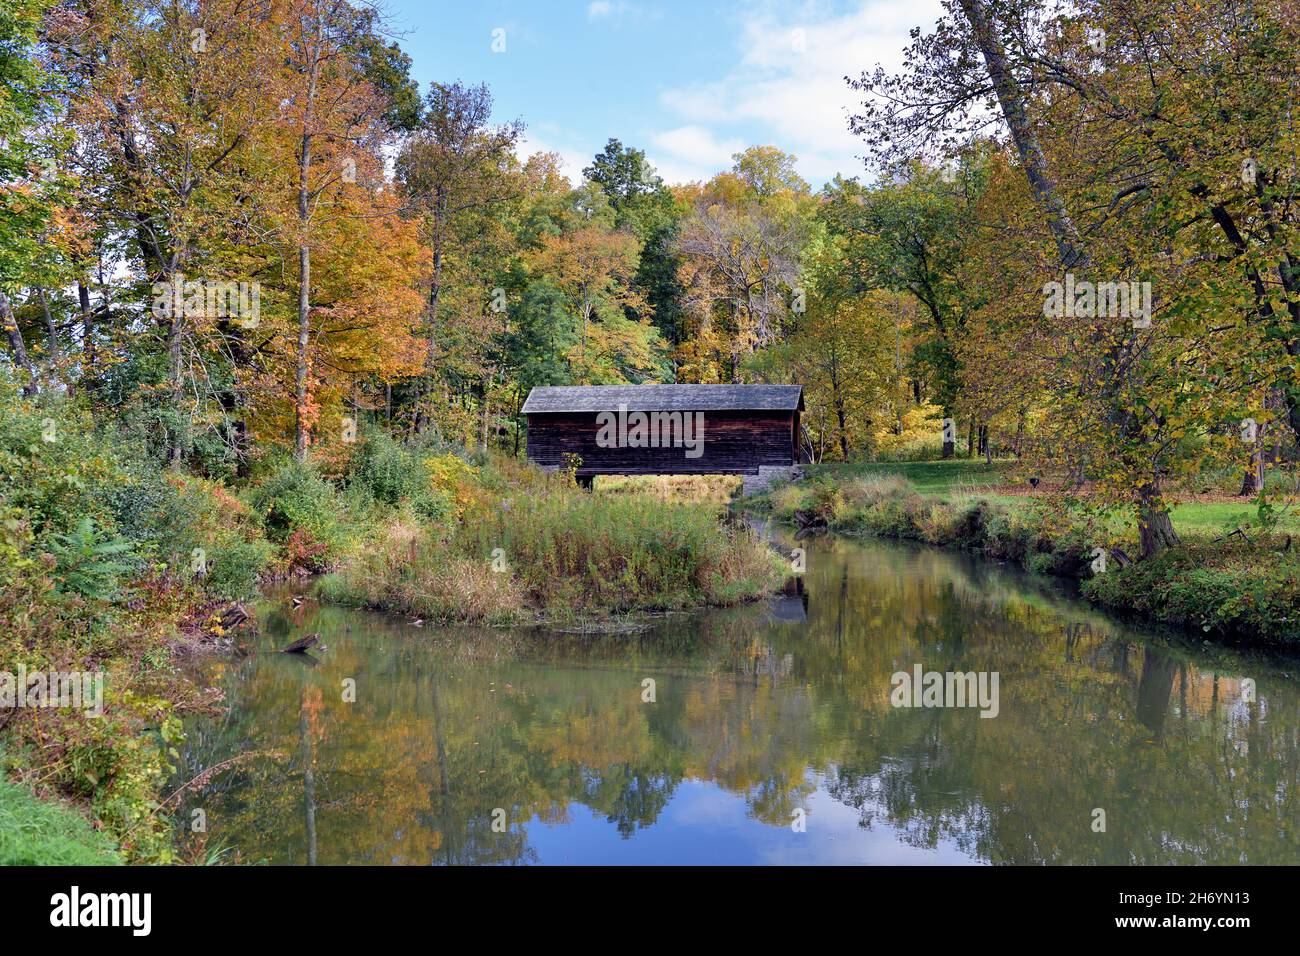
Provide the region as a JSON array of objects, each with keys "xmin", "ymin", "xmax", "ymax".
[{"xmin": 382, "ymin": 0, "xmax": 946, "ymax": 188}]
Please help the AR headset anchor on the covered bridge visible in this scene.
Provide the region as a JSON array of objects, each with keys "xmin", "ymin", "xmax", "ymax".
[{"xmin": 522, "ymin": 384, "xmax": 804, "ymax": 493}]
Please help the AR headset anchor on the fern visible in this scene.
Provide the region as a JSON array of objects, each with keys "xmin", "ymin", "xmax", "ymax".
[{"xmin": 48, "ymin": 517, "xmax": 136, "ymax": 602}]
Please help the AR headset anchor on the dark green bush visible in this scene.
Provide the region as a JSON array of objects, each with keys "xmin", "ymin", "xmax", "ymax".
[
  {"xmin": 0, "ymin": 390, "xmax": 122, "ymax": 540},
  {"xmin": 248, "ymin": 459, "xmax": 344, "ymax": 548},
  {"xmin": 347, "ymin": 431, "xmax": 418, "ymax": 506},
  {"xmin": 345, "ymin": 431, "xmax": 452, "ymax": 521},
  {"xmin": 47, "ymin": 517, "xmax": 136, "ymax": 603},
  {"xmin": 203, "ymin": 539, "xmax": 275, "ymax": 600}
]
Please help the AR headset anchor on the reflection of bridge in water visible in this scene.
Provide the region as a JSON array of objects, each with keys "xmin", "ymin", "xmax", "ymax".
[{"xmin": 770, "ymin": 576, "xmax": 808, "ymax": 624}]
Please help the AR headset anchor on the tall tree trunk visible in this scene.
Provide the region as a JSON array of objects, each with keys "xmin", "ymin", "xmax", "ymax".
[
  {"xmin": 960, "ymin": 0, "xmax": 1181, "ymax": 558},
  {"xmin": 78, "ymin": 281, "xmax": 94, "ymax": 379},
  {"xmin": 166, "ymin": 259, "xmax": 187, "ymax": 467},
  {"xmin": 1239, "ymin": 423, "xmax": 1265, "ymax": 496},
  {"xmin": 835, "ymin": 401, "xmax": 849, "ymax": 460},
  {"xmin": 830, "ymin": 360, "xmax": 850, "ymax": 459},
  {"xmin": 0, "ymin": 291, "xmax": 37, "ymax": 396},
  {"xmin": 38, "ymin": 288, "xmax": 59, "ymax": 384},
  {"xmin": 1138, "ymin": 486, "xmax": 1179, "ymax": 560},
  {"xmin": 294, "ymin": 52, "xmax": 319, "ymax": 461},
  {"xmin": 296, "ymin": 241, "xmax": 311, "ymax": 459},
  {"xmin": 427, "ymin": 194, "xmax": 444, "ymax": 368},
  {"xmin": 957, "ymin": 0, "xmax": 1090, "ymax": 270}
]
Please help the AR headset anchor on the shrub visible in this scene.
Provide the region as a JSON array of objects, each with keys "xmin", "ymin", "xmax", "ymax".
[
  {"xmin": 983, "ymin": 509, "xmax": 1034, "ymax": 562},
  {"xmin": 0, "ymin": 389, "xmax": 122, "ymax": 541},
  {"xmin": 915, "ymin": 500, "xmax": 962, "ymax": 544},
  {"xmin": 48, "ymin": 517, "xmax": 137, "ymax": 603},
  {"xmin": 425, "ymin": 452, "xmax": 480, "ymax": 518},
  {"xmin": 247, "ymin": 459, "xmax": 345, "ymax": 559},
  {"xmin": 766, "ymin": 483, "xmax": 809, "ymax": 521},
  {"xmin": 1083, "ymin": 542, "xmax": 1300, "ymax": 645},
  {"xmin": 807, "ymin": 480, "xmax": 845, "ymax": 524},
  {"xmin": 202, "ymin": 538, "xmax": 275, "ymax": 600},
  {"xmin": 0, "ymin": 383, "xmax": 236, "ymax": 861},
  {"xmin": 344, "ymin": 432, "xmax": 455, "ymax": 524},
  {"xmin": 109, "ymin": 472, "xmax": 271, "ymax": 598},
  {"xmin": 347, "ymin": 431, "xmax": 418, "ymax": 506}
]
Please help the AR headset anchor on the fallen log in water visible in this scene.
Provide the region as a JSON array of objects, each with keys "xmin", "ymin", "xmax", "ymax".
[
  {"xmin": 280, "ymin": 633, "xmax": 320, "ymax": 654},
  {"xmin": 793, "ymin": 508, "xmax": 827, "ymax": 529}
]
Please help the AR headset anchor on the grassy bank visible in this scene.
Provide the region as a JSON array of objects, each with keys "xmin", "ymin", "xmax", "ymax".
[
  {"xmin": 318, "ymin": 459, "xmax": 784, "ymax": 625},
  {"xmin": 749, "ymin": 465, "xmax": 1300, "ymax": 647},
  {"xmin": 0, "ymin": 757, "xmax": 122, "ymax": 865},
  {"xmin": 0, "ymin": 382, "xmax": 251, "ymax": 862}
]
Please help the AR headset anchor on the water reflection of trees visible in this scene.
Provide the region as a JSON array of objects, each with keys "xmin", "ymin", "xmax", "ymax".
[{"xmin": 179, "ymin": 537, "xmax": 1300, "ymax": 864}]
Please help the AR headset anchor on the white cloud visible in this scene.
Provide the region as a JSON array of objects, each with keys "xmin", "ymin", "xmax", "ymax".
[
  {"xmin": 648, "ymin": 125, "xmax": 747, "ymax": 184},
  {"xmin": 655, "ymin": 0, "xmax": 947, "ymax": 185},
  {"xmin": 516, "ymin": 131, "xmax": 590, "ymax": 186},
  {"xmin": 587, "ymin": 1, "xmax": 613, "ymax": 18}
]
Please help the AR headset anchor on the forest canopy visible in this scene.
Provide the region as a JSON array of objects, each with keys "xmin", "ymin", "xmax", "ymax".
[{"xmin": 1, "ymin": 0, "xmax": 1297, "ymax": 559}]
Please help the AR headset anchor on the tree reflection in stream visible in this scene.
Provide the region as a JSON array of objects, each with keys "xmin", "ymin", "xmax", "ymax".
[{"xmin": 178, "ymin": 531, "xmax": 1300, "ymax": 865}]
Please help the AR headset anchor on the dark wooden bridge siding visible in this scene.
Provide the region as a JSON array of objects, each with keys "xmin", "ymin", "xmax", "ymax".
[
  {"xmin": 526, "ymin": 410, "xmax": 796, "ymax": 476},
  {"xmin": 522, "ymin": 384, "xmax": 804, "ymax": 478}
]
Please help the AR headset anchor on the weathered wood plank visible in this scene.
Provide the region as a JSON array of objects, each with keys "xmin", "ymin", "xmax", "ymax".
[{"xmin": 525, "ymin": 410, "xmax": 798, "ymax": 475}]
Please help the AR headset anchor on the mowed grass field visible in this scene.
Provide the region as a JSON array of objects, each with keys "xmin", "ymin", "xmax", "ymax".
[{"xmin": 801, "ymin": 459, "xmax": 1300, "ymax": 538}]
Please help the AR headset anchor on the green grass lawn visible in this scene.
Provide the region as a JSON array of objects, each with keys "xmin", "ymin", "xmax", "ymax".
[
  {"xmin": 0, "ymin": 771, "xmax": 122, "ymax": 866},
  {"xmin": 807, "ymin": 459, "xmax": 1012, "ymax": 494},
  {"xmin": 802, "ymin": 458, "xmax": 1300, "ymax": 537},
  {"xmin": 1165, "ymin": 501, "xmax": 1298, "ymax": 537}
]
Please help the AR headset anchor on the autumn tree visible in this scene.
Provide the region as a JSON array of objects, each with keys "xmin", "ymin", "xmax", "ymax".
[
  {"xmin": 818, "ymin": 160, "xmax": 989, "ymax": 457},
  {"xmin": 849, "ymin": 0, "xmax": 1299, "ymax": 557},
  {"xmin": 525, "ymin": 183, "xmax": 660, "ymax": 385},
  {"xmin": 674, "ymin": 148, "xmax": 812, "ymax": 383},
  {"xmin": 49, "ymin": 0, "xmax": 282, "ymax": 461},
  {"xmin": 0, "ymin": 0, "xmax": 62, "ymax": 395},
  {"xmin": 267, "ymin": 0, "xmax": 422, "ymax": 458},
  {"xmin": 757, "ymin": 290, "xmax": 899, "ymax": 460},
  {"xmin": 396, "ymin": 82, "xmax": 523, "ymax": 365}
]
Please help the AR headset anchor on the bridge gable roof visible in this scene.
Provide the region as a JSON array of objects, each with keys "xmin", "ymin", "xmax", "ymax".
[{"xmin": 522, "ymin": 384, "xmax": 803, "ymax": 415}]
